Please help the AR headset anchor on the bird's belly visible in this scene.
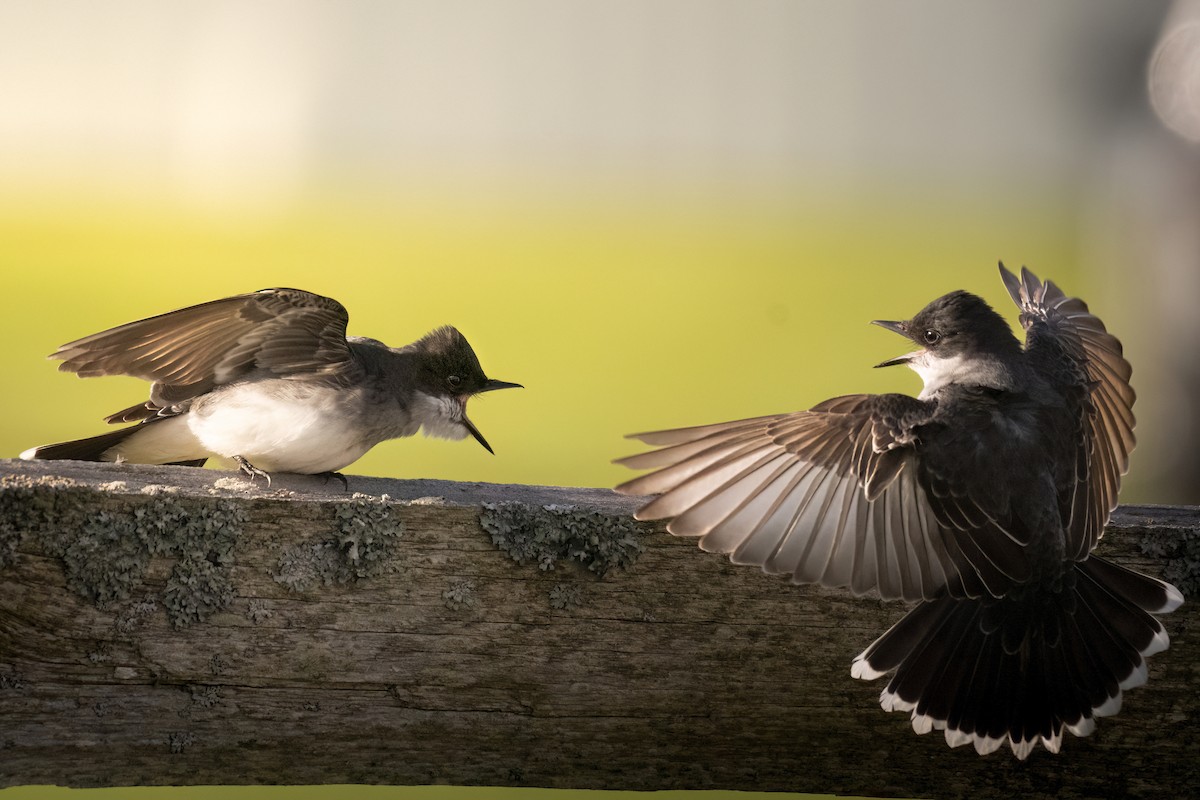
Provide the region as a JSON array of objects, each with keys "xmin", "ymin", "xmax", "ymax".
[{"xmin": 188, "ymin": 383, "xmax": 373, "ymax": 474}]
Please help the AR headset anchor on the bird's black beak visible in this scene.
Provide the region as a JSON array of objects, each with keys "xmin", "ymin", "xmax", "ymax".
[
  {"xmin": 462, "ymin": 416, "xmax": 495, "ymax": 455},
  {"xmin": 479, "ymin": 379, "xmax": 523, "ymax": 393},
  {"xmin": 461, "ymin": 379, "xmax": 521, "ymax": 454},
  {"xmin": 871, "ymin": 319, "xmax": 914, "ymax": 368},
  {"xmin": 874, "ymin": 354, "xmax": 914, "ymax": 369},
  {"xmin": 871, "ymin": 319, "xmax": 908, "ymax": 336}
]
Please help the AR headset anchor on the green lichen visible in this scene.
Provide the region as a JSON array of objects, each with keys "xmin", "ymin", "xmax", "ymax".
[
  {"xmin": 480, "ymin": 501, "xmax": 645, "ymax": 576},
  {"xmin": 273, "ymin": 493, "xmax": 404, "ymax": 592}
]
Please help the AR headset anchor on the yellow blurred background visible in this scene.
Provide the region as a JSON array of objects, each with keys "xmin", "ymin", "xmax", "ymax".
[
  {"xmin": 4, "ymin": 0, "xmax": 1198, "ymax": 507},
  {"xmin": 2, "ymin": 1, "xmax": 1198, "ymax": 798},
  {"xmin": 0, "ymin": 186, "xmax": 1081, "ymax": 491}
]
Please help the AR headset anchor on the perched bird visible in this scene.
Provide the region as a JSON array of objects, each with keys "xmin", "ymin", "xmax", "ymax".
[
  {"xmin": 615, "ymin": 264, "xmax": 1182, "ymax": 758},
  {"xmin": 21, "ymin": 288, "xmax": 521, "ymax": 484}
]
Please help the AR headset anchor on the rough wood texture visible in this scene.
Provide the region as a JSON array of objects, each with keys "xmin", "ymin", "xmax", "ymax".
[{"xmin": 1, "ymin": 458, "xmax": 1196, "ymax": 798}]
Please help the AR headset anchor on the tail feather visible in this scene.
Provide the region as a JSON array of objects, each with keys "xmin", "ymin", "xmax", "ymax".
[
  {"xmin": 20, "ymin": 417, "xmax": 208, "ymax": 468},
  {"xmin": 854, "ymin": 555, "xmax": 1181, "ymax": 758},
  {"xmin": 21, "ymin": 425, "xmax": 147, "ymax": 462},
  {"xmin": 1081, "ymin": 555, "xmax": 1183, "ymax": 614}
]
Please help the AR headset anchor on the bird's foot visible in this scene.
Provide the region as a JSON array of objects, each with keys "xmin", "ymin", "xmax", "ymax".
[
  {"xmin": 233, "ymin": 455, "xmax": 272, "ymax": 488},
  {"xmin": 316, "ymin": 471, "xmax": 349, "ymax": 491}
]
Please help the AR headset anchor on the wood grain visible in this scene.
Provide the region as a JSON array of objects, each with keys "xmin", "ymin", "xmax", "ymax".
[{"xmin": 1, "ymin": 458, "xmax": 1195, "ymax": 798}]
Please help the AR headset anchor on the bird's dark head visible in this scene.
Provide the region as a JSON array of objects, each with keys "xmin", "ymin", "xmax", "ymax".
[
  {"xmin": 872, "ymin": 290, "xmax": 1022, "ymax": 395},
  {"xmin": 408, "ymin": 326, "xmax": 522, "ymax": 453}
]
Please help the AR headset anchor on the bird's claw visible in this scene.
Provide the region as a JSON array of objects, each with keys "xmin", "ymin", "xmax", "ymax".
[
  {"xmin": 316, "ymin": 471, "xmax": 349, "ymax": 491},
  {"xmin": 233, "ymin": 455, "xmax": 272, "ymax": 487}
]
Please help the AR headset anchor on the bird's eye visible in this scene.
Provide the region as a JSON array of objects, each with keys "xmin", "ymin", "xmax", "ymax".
[
  {"xmin": 447, "ymin": 375, "xmax": 462, "ymax": 388},
  {"xmin": 922, "ymin": 330, "xmax": 941, "ymax": 345}
]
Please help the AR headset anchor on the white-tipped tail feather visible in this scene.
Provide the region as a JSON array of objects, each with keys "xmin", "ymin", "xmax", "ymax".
[{"xmin": 853, "ymin": 555, "xmax": 1179, "ymax": 759}]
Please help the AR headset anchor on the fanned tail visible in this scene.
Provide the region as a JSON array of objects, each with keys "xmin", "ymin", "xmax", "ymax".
[{"xmin": 851, "ymin": 555, "xmax": 1182, "ymax": 758}]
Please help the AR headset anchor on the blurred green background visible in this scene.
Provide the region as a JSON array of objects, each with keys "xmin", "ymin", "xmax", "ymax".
[
  {"xmin": 2, "ymin": 1, "xmax": 1198, "ymax": 799},
  {"xmin": 0, "ymin": 187, "xmax": 1079, "ymax": 491}
]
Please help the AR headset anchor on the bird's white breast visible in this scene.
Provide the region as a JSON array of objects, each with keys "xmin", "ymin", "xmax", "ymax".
[
  {"xmin": 911, "ymin": 352, "xmax": 970, "ymax": 400},
  {"xmin": 188, "ymin": 381, "xmax": 382, "ymax": 474}
]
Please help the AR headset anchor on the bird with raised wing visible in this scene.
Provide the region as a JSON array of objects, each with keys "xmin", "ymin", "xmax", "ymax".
[
  {"xmin": 615, "ymin": 263, "xmax": 1182, "ymax": 758},
  {"xmin": 21, "ymin": 289, "xmax": 521, "ymax": 485}
]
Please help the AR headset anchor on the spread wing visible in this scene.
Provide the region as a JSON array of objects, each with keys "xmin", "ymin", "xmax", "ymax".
[
  {"xmin": 615, "ymin": 394, "xmax": 1031, "ymax": 602},
  {"xmin": 1000, "ymin": 264, "xmax": 1135, "ymax": 559},
  {"xmin": 51, "ymin": 288, "xmax": 364, "ymax": 422}
]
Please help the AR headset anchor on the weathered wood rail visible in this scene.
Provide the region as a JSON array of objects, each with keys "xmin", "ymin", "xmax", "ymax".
[{"xmin": 1, "ymin": 458, "xmax": 1196, "ymax": 798}]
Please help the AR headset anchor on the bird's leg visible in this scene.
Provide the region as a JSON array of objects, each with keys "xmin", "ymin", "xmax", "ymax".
[
  {"xmin": 233, "ymin": 455, "xmax": 272, "ymax": 488},
  {"xmin": 316, "ymin": 471, "xmax": 349, "ymax": 491}
]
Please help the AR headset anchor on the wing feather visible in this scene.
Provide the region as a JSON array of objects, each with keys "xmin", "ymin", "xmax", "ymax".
[
  {"xmin": 51, "ymin": 289, "xmax": 363, "ymax": 419},
  {"xmin": 1000, "ymin": 263, "xmax": 1135, "ymax": 557},
  {"xmin": 616, "ymin": 394, "xmax": 1009, "ymax": 601}
]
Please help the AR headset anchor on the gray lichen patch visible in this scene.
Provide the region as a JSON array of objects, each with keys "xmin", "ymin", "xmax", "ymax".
[
  {"xmin": 58, "ymin": 510, "xmax": 155, "ymax": 606},
  {"xmin": 74, "ymin": 496, "xmax": 244, "ymax": 626},
  {"xmin": 86, "ymin": 642, "xmax": 112, "ymax": 664},
  {"xmin": 161, "ymin": 497, "xmax": 246, "ymax": 626},
  {"xmin": 188, "ymin": 684, "xmax": 222, "ymax": 709},
  {"xmin": 162, "ymin": 557, "xmax": 235, "ymax": 628},
  {"xmin": 168, "ymin": 731, "xmax": 195, "ymax": 754},
  {"xmin": 273, "ymin": 494, "xmax": 404, "ymax": 592},
  {"xmin": 548, "ymin": 583, "xmax": 585, "ymax": 610},
  {"xmin": 0, "ymin": 475, "xmax": 247, "ymax": 626},
  {"xmin": 442, "ymin": 579, "xmax": 478, "ymax": 610},
  {"xmin": 0, "ymin": 670, "xmax": 29, "ymax": 693},
  {"xmin": 480, "ymin": 502, "xmax": 645, "ymax": 576},
  {"xmin": 1140, "ymin": 527, "xmax": 1200, "ymax": 597},
  {"xmin": 247, "ymin": 598, "xmax": 274, "ymax": 624},
  {"xmin": 114, "ymin": 594, "xmax": 159, "ymax": 634},
  {"xmin": 0, "ymin": 474, "xmax": 87, "ymax": 570}
]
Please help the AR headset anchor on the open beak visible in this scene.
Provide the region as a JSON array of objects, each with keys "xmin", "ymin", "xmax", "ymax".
[
  {"xmin": 871, "ymin": 319, "xmax": 915, "ymax": 368},
  {"xmin": 462, "ymin": 415, "xmax": 495, "ymax": 455},
  {"xmin": 874, "ymin": 353, "xmax": 914, "ymax": 369},
  {"xmin": 478, "ymin": 379, "xmax": 523, "ymax": 393},
  {"xmin": 871, "ymin": 319, "xmax": 908, "ymax": 336},
  {"xmin": 463, "ymin": 378, "xmax": 523, "ymax": 454}
]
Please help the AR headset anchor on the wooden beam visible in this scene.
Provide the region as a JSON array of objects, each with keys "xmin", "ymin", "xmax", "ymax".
[{"xmin": 1, "ymin": 458, "xmax": 1196, "ymax": 797}]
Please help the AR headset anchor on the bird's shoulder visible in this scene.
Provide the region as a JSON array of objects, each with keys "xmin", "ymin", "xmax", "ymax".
[{"xmin": 806, "ymin": 392, "xmax": 936, "ymax": 449}]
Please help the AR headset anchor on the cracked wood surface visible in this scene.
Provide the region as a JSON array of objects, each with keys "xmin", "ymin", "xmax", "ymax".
[{"xmin": 0, "ymin": 458, "xmax": 1196, "ymax": 798}]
